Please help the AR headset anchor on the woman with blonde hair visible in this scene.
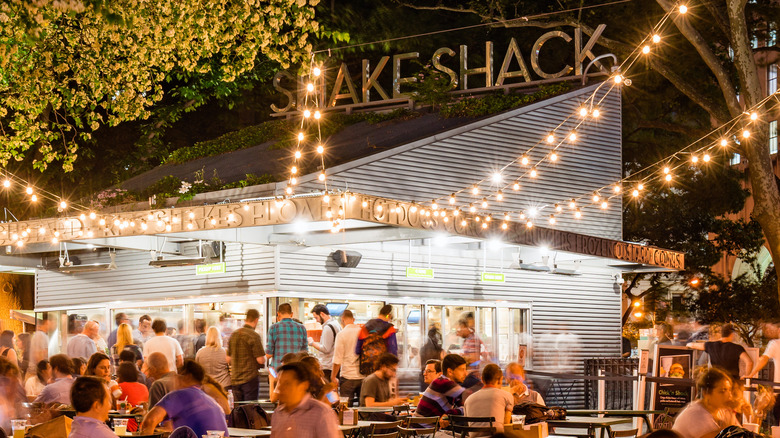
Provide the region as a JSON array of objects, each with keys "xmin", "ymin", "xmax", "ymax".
[
  {"xmin": 195, "ymin": 326, "xmax": 230, "ymax": 390},
  {"xmin": 111, "ymin": 323, "xmax": 143, "ymax": 367}
]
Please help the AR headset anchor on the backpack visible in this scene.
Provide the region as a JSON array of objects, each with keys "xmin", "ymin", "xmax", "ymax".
[
  {"xmin": 512, "ymin": 401, "xmax": 566, "ymax": 424},
  {"xmin": 359, "ymin": 331, "xmax": 388, "ymax": 375},
  {"xmin": 228, "ymin": 404, "xmax": 270, "ymax": 429}
]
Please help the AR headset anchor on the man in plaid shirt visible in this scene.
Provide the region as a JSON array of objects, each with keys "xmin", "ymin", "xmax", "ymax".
[{"xmin": 266, "ymin": 303, "xmax": 308, "ymax": 370}]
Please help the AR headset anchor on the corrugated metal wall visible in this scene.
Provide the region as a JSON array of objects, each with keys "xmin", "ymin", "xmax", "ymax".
[{"xmin": 298, "ymin": 84, "xmax": 622, "ymax": 240}]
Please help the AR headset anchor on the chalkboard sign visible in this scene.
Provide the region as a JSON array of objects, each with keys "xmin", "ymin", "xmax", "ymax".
[{"xmin": 651, "ymin": 344, "xmax": 695, "ymax": 411}]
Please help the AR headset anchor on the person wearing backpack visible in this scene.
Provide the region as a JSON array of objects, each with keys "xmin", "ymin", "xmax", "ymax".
[
  {"xmin": 355, "ymin": 304, "xmax": 398, "ymax": 376},
  {"xmin": 308, "ymin": 304, "xmax": 342, "ymax": 381}
]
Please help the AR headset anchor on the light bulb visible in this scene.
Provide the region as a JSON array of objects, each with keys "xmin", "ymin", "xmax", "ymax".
[
  {"xmin": 665, "ymin": 174, "xmax": 672, "ymax": 182},
  {"xmin": 165, "ymin": 224, "xmax": 172, "ymax": 232},
  {"xmin": 569, "ymin": 200, "xmax": 576, "ymax": 209},
  {"xmin": 471, "ymin": 186, "xmax": 479, "ymax": 195},
  {"xmin": 614, "ymin": 75, "xmax": 623, "ymax": 84},
  {"xmin": 313, "ymin": 67, "xmax": 322, "ymax": 77},
  {"xmin": 291, "ymin": 166, "xmax": 298, "ymax": 174},
  {"xmin": 501, "ymin": 222, "xmax": 508, "ymax": 230},
  {"xmin": 89, "ymin": 212, "xmax": 96, "ymax": 219},
  {"xmin": 453, "ymin": 209, "xmax": 460, "ymax": 216},
  {"xmin": 692, "ymin": 155, "xmax": 699, "ymax": 163},
  {"xmin": 59, "ymin": 201, "xmax": 67, "ymax": 209},
  {"xmin": 461, "ymin": 220, "xmax": 467, "ymax": 227},
  {"xmin": 652, "ymin": 34, "xmax": 661, "ymax": 43},
  {"xmin": 485, "ymin": 215, "xmax": 491, "ymax": 222},
  {"xmin": 530, "ymin": 169, "xmax": 538, "ymax": 178},
  {"xmin": 601, "ymin": 201, "xmax": 608, "ymax": 209},
  {"xmin": 323, "ymin": 194, "xmax": 331, "ymax": 203},
  {"xmin": 39, "ymin": 227, "xmax": 45, "ymax": 235},
  {"xmin": 720, "ymin": 138, "xmax": 728, "ymax": 147},
  {"xmin": 306, "ymin": 83, "xmax": 314, "ymax": 92},
  {"xmin": 632, "ymin": 189, "xmax": 640, "ymax": 198},
  {"xmin": 575, "ymin": 209, "xmax": 582, "ymax": 219},
  {"xmin": 469, "ymin": 204, "xmax": 476, "ymax": 213},
  {"xmin": 482, "ymin": 222, "xmax": 488, "ymax": 229},
  {"xmin": 521, "ymin": 155, "xmax": 529, "ymax": 165},
  {"xmin": 504, "ymin": 213, "xmax": 511, "ymax": 221},
  {"xmin": 31, "ymin": 194, "xmax": 37, "ymax": 202},
  {"xmin": 579, "ymin": 108, "xmax": 588, "ymax": 117},
  {"xmin": 294, "ymin": 150, "xmax": 302, "ymax": 159},
  {"xmin": 638, "ymin": 183, "xmax": 644, "ymax": 190},
  {"xmin": 592, "ymin": 193, "xmax": 600, "ymax": 202},
  {"xmin": 326, "ymin": 209, "xmax": 333, "ymax": 219},
  {"xmin": 496, "ymin": 191, "xmax": 504, "ymax": 201},
  {"xmin": 663, "ymin": 166, "xmax": 670, "ymax": 174},
  {"xmin": 512, "ymin": 182, "xmax": 520, "ymax": 191},
  {"xmin": 25, "ymin": 187, "xmax": 32, "ymax": 195},
  {"xmin": 642, "ymin": 45, "xmax": 650, "ymax": 54},
  {"xmin": 703, "ymin": 154, "xmax": 711, "ymax": 162},
  {"xmin": 362, "ymin": 201, "xmax": 368, "ymax": 208},
  {"xmin": 481, "ymin": 198, "xmax": 488, "ymax": 208},
  {"xmin": 679, "ymin": 5, "xmax": 687, "ymax": 14},
  {"xmin": 526, "ymin": 221, "xmax": 533, "ymax": 229},
  {"xmin": 431, "ymin": 201, "xmax": 438, "ymax": 210},
  {"xmin": 80, "ymin": 214, "xmax": 86, "ymax": 220},
  {"xmin": 410, "ymin": 204, "xmax": 418, "ymax": 213},
  {"xmin": 140, "ymin": 222, "xmax": 147, "ymax": 230},
  {"xmin": 187, "ymin": 222, "xmax": 194, "ymax": 230},
  {"xmin": 285, "ymin": 186, "xmax": 293, "ymax": 195},
  {"xmin": 303, "ymin": 109, "xmax": 311, "ymax": 118},
  {"xmin": 318, "ymin": 172, "xmax": 326, "ymax": 181},
  {"xmin": 613, "ymin": 185, "xmax": 621, "ymax": 193},
  {"xmin": 529, "ymin": 207, "xmax": 537, "ymax": 217},
  {"xmin": 492, "ymin": 173, "xmax": 502, "ymax": 183},
  {"xmin": 243, "ymin": 204, "xmax": 250, "ymax": 211},
  {"xmin": 449, "ymin": 194, "xmax": 456, "ymax": 204},
  {"xmin": 550, "ymin": 153, "xmax": 558, "ymax": 162},
  {"xmin": 87, "ymin": 231, "xmax": 94, "ymax": 238},
  {"xmin": 156, "ymin": 220, "xmax": 163, "ymax": 227},
  {"xmin": 297, "ymin": 132, "xmax": 304, "ymax": 141},
  {"xmin": 549, "ymin": 215, "xmax": 556, "ymax": 225},
  {"xmin": 316, "ymin": 145, "xmax": 324, "ymax": 154},
  {"xmin": 555, "ymin": 204, "xmax": 562, "ymax": 213},
  {"xmin": 743, "ymin": 130, "xmax": 751, "ymax": 138},
  {"xmin": 519, "ymin": 212, "xmax": 526, "ymax": 220},
  {"xmin": 569, "ymin": 132, "xmax": 577, "ymax": 141},
  {"xmin": 188, "ymin": 211, "xmax": 195, "ymax": 219},
  {"xmin": 2, "ymin": 180, "xmax": 9, "ymax": 188},
  {"xmin": 750, "ymin": 112, "xmax": 758, "ymax": 120},
  {"xmin": 99, "ymin": 218, "xmax": 106, "ymax": 226},
  {"xmin": 210, "ymin": 217, "xmax": 217, "ymax": 225},
  {"xmin": 314, "ymin": 111, "xmax": 321, "ymax": 120},
  {"xmin": 592, "ymin": 109, "xmax": 600, "ymax": 118}
]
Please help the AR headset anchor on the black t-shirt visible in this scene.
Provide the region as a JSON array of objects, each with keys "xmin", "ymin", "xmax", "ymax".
[{"xmin": 704, "ymin": 341, "xmax": 746, "ymax": 378}]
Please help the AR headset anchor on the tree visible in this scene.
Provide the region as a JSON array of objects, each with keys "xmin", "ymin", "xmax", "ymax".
[
  {"xmin": 392, "ymin": 0, "xmax": 780, "ymax": 297},
  {"xmin": 0, "ymin": 0, "xmax": 320, "ymax": 171}
]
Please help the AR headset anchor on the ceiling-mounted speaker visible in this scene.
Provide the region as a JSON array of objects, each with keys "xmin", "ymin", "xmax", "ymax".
[{"xmin": 331, "ymin": 250, "xmax": 362, "ymax": 268}]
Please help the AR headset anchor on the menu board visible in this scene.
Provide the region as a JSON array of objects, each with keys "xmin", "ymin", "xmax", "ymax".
[{"xmin": 651, "ymin": 345, "xmax": 695, "ymax": 411}]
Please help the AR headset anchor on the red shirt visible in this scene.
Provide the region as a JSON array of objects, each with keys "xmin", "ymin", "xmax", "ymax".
[{"xmin": 119, "ymin": 382, "xmax": 149, "ymax": 406}]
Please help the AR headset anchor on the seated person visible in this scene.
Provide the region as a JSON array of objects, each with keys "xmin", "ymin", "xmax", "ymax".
[
  {"xmin": 464, "ymin": 364, "xmax": 517, "ymax": 436},
  {"xmin": 118, "ymin": 350, "xmax": 150, "ymax": 389},
  {"xmin": 24, "ymin": 360, "xmax": 50, "ymax": 398},
  {"xmin": 672, "ymin": 367, "xmax": 738, "ymax": 438},
  {"xmin": 143, "ymin": 352, "xmax": 176, "ymax": 408},
  {"xmin": 202, "ymin": 375, "xmax": 230, "ymax": 414},
  {"xmin": 506, "ymin": 362, "xmax": 545, "ymax": 405},
  {"xmin": 359, "ymin": 353, "xmax": 406, "ymax": 407},
  {"xmin": 35, "ymin": 354, "xmax": 75, "ymax": 405},
  {"xmin": 68, "ymin": 376, "xmax": 118, "ymax": 438},
  {"xmin": 415, "ymin": 354, "xmax": 468, "ymax": 419},
  {"xmin": 140, "ymin": 360, "xmax": 228, "ymax": 437},
  {"xmin": 117, "ymin": 362, "xmax": 149, "ymax": 406},
  {"xmin": 423, "ymin": 359, "xmax": 442, "ymax": 387}
]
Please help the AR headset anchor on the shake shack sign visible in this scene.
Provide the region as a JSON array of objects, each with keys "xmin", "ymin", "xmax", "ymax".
[{"xmin": 272, "ymin": 24, "xmax": 610, "ymax": 113}]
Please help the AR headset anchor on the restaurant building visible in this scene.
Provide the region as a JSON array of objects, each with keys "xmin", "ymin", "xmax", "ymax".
[{"xmin": 3, "ymin": 83, "xmax": 681, "ymax": 405}]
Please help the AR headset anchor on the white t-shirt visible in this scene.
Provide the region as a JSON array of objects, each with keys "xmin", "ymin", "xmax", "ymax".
[
  {"xmin": 24, "ymin": 376, "xmax": 46, "ymax": 397},
  {"xmin": 143, "ymin": 335, "xmax": 183, "ymax": 373},
  {"xmin": 332, "ymin": 324, "xmax": 364, "ymax": 380},
  {"xmin": 463, "ymin": 387, "xmax": 514, "ymax": 436},
  {"xmin": 763, "ymin": 339, "xmax": 780, "ymax": 382},
  {"xmin": 672, "ymin": 400, "xmax": 737, "ymax": 438}
]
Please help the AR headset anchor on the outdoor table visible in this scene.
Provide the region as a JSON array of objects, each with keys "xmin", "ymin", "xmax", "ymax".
[
  {"xmin": 229, "ymin": 427, "xmax": 273, "ymax": 437},
  {"xmin": 565, "ymin": 410, "xmax": 664, "ymax": 433},
  {"xmin": 546, "ymin": 416, "xmax": 632, "ymax": 438}
]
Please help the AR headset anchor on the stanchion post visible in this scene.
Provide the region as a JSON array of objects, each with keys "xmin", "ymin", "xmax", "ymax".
[
  {"xmin": 598, "ymin": 369, "xmax": 606, "ymax": 415},
  {"xmin": 636, "ymin": 374, "xmax": 646, "ymax": 433}
]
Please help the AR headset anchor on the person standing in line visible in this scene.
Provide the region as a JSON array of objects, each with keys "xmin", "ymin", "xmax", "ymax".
[
  {"xmin": 107, "ymin": 313, "xmax": 130, "ymax": 352},
  {"xmin": 688, "ymin": 323, "xmax": 752, "ymax": 380},
  {"xmin": 271, "ymin": 362, "xmax": 341, "ymax": 438},
  {"xmin": 133, "ymin": 315, "xmax": 153, "ymax": 344},
  {"xmin": 308, "ymin": 304, "xmax": 341, "ymax": 381},
  {"xmin": 91, "ymin": 322, "xmax": 108, "ymax": 355},
  {"xmin": 227, "ymin": 309, "xmax": 265, "ymax": 402},
  {"xmin": 143, "ymin": 319, "xmax": 183, "ymax": 373},
  {"xmin": 29, "ymin": 313, "xmax": 54, "ymax": 377},
  {"xmin": 331, "ymin": 309, "xmax": 364, "ymax": 406},
  {"xmin": 355, "ymin": 305, "xmax": 397, "ymax": 376},
  {"xmin": 193, "ymin": 319, "xmax": 207, "ymax": 353},
  {"xmin": 67, "ymin": 320, "xmax": 98, "ymax": 360},
  {"xmin": 266, "ymin": 303, "xmax": 308, "ymax": 370},
  {"xmin": 196, "ymin": 326, "xmax": 231, "ymax": 391}
]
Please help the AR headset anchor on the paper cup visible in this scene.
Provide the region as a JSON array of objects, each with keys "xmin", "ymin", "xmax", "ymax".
[{"xmin": 743, "ymin": 423, "xmax": 759, "ymax": 434}]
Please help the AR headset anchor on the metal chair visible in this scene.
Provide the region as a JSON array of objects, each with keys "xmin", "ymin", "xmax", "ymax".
[
  {"xmin": 610, "ymin": 428, "xmax": 639, "ymax": 438},
  {"xmin": 447, "ymin": 415, "xmax": 496, "ymax": 438},
  {"xmin": 393, "ymin": 405, "xmax": 412, "ymax": 416},
  {"xmin": 169, "ymin": 426, "xmax": 198, "ymax": 438},
  {"xmin": 399, "ymin": 416, "xmax": 439, "ymax": 438},
  {"xmin": 369, "ymin": 420, "xmax": 405, "ymax": 438}
]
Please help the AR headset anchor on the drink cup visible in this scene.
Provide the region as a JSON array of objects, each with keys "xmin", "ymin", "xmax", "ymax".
[
  {"xmin": 11, "ymin": 419, "xmax": 26, "ymax": 438},
  {"xmin": 511, "ymin": 415, "xmax": 526, "ymax": 426},
  {"xmin": 206, "ymin": 431, "xmax": 225, "ymax": 437},
  {"xmin": 113, "ymin": 418, "xmax": 128, "ymax": 436},
  {"xmin": 743, "ymin": 423, "xmax": 759, "ymax": 434}
]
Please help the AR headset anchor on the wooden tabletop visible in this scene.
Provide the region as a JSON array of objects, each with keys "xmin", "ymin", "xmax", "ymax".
[
  {"xmin": 547, "ymin": 416, "xmax": 633, "ymax": 427},
  {"xmin": 229, "ymin": 427, "xmax": 272, "ymax": 437}
]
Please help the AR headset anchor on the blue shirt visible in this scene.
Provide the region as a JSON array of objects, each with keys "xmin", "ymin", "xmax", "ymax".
[
  {"xmin": 156, "ymin": 386, "xmax": 228, "ymax": 437},
  {"xmin": 35, "ymin": 376, "xmax": 74, "ymax": 405},
  {"xmin": 66, "ymin": 334, "xmax": 97, "ymax": 360},
  {"xmin": 69, "ymin": 416, "xmax": 118, "ymax": 438},
  {"xmin": 107, "ymin": 328, "xmax": 118, "ymax": 351}
]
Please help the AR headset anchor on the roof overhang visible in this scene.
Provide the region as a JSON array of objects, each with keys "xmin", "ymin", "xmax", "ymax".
[{"xmin": 0, "ymin": 193, "xmax": 683, "ymax": 271}]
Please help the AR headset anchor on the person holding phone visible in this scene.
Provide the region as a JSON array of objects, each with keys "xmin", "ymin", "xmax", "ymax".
[{"xmin": 359, "ymin": 353, "xmax": 405, "ymax": 408}]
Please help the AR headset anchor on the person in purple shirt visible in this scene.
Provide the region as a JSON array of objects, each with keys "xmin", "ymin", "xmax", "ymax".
[
  {"xmin": 68, "ymin": 376, "xmax": 118, "ymax": 438},
  {"xmin": 35, "ymin": 354, "xmax": 75, "ymax": 405},
  {"xmin": 140, "ymin": 360, "xmax": 228, "ymax": 437}
]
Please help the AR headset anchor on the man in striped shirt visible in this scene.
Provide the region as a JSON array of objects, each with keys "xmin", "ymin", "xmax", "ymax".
[{"xmin": 415, "ymin": 354, "xmax": 468, "ymax": 423}]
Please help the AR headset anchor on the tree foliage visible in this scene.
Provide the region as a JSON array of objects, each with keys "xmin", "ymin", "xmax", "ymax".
[{"xmin": 0, "ymin": 0, "xmax": 320, "ymax": 171}]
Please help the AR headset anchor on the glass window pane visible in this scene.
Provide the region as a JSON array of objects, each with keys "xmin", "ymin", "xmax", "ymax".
[
  {"xmin": 770, "ymin": 121, "xmax": 778, "ymax": 154},
  {"xmin": 476, "ymin": 307, "xmax": 494, "ymax": 362}
]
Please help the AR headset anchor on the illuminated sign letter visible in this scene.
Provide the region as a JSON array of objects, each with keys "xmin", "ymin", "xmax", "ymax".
[
  {"xmin": 328, "ymin": 63, "xmax": 360, "ymax": 107},
  {"xmin": 531, "ymin": 31, "xmax": 573, "ymax": 79},
  {"xmin": 496, "ymin": 38, "xmax": 532, "ymax": 85},
  {"xmin": 363, "ymin": 56, "xmax": 390, "ymax": 102},
  {"xmin": 460, "ymin": 42, "xmax": 494, "ymax": 90},
  {"xmin": 432, "ymin": 47, "xmax": 458, "ymax": 90},
  {"xmin": 393, "ymin": 52, "xmax": 420, "ymax": 98},
  {"xmin": 575, "ymin": 25, "xmax": 606, "ymax": 75},
  {"xmin": 270, "ymin": 71, "xmax": 295, "ymax": 113}
]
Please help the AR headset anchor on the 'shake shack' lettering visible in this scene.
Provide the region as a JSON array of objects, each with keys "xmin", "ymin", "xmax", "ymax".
[{"xmin": 272, "ymin": 24, "xmax": 609, "ymax": 113}]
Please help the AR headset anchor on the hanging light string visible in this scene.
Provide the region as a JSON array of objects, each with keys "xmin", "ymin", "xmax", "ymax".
[
  {"xmin": 0, "ymin": 168, "xmax": 85, "ymax": 213},
  {"xmin": 427, "ymin": 3, "xmax": 684, "ymax": 212}
]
